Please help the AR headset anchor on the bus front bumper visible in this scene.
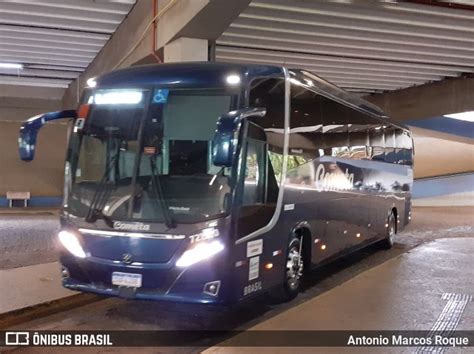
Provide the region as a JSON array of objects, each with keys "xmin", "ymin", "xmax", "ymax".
[{"xmin": 60, "ymin": 254, "xmax": 232, "ymax": 304}]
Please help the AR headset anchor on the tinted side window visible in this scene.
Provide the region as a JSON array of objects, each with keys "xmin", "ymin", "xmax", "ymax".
[
  {"xmin": 395, "ymin": 129, "xmax": 414, "ymax": 166},
  {"xmin": 321, "ymin": 98, "xmax": 350, "ymax": 159},
  {"xmin": 369, "ymin": 124, "xmax": 385, "ymax": 161},
  {"xmin": 348, "ymin": 110, "xmax": 373, "ymax": 160},
  {"xmin": 320, "ymin": 97, "xmax": 376, "ymax": 161},
  {"xmin": 287, "ymin": 79, "xmax": 324, "ymax": 183},
  {"xmin": 249, "ymin": 78, "xmax": 285, "ymax": 195},
  {"xmin": 384, "ymin": 125, "xmax": 397, "ymax": 164}
]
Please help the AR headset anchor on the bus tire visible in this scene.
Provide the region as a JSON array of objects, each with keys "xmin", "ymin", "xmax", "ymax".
[
  {"xmin": 379, "ymin": 211, "xmax": 396, "ymax": 250},
  {"xmin": 269, "ymin": 235, "xmax": 304, "ymax": 303}
]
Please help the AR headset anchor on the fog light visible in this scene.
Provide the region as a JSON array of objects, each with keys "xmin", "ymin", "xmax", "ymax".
[{"xmin": 203, "ymin": 281, "xmax": 221, "ymax": 296}]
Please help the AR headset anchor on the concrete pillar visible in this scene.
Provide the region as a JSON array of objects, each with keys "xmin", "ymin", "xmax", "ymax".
[{"xmin": 164, "ymin": 37, "xmax": 208, "ymax": 63}]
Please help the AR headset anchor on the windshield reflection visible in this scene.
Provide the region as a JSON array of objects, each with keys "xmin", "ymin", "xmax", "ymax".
[{"xmin": 66, "ymin": 88, "xmax": 235, "ymax": 224}]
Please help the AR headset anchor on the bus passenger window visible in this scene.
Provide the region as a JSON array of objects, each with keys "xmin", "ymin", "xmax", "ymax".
[
  {"xmin": 369, "ymin": 125, "xmax": 385, "ymax": 161},
  {"xmin": 332, "ymin": 145, "xmax": 350, "ymax": 158},
  {"xmin": 384, "ymin": 126, "xmax": 397, "ymax": 164},
  {"xmin": 350, "ymin": 145, "xmax": 367, "ymax": 159},
  {"xmin": 349, "ymin": 130, "xmax": 369, "ymax": 159}
]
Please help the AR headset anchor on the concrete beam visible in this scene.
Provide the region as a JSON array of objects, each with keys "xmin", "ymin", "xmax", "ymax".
[
  {"xmin": 62, "ymin": 0, "xmax": 157, "ymax": 108},
  {"xmin": 163, "ymin": 0, "xmax": 252, "ymax": 46},
  {"xmin": 0, "ymin": 97, "xmax": 63, "ymax": 123},
  {"xmin": 366, "ymin": 76, "xmax": 474, "ymax": 121},
  {"xmin": 410, "ymin": 126, "xmax": 474, "ymax": 178},
  {"xmin": 0, "ymin": 84, "xmax": 64, "ymax": 100},
  {"xmin": 0, "ymin": 85, "xmax": 63, "ymax": 122},
  {"xmin": 164, "ymin": 37, "xmax": 208, "ymax": 62},
  {"xmin": 62, "ymin": 0, "xmax": 251, "ymax": 108}
]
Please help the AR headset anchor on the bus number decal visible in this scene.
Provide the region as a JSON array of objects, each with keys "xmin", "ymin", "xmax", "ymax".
[
  {"xmin": 243, "ymin": 281, "xmax": 262, "ymax": 296},
  {"xmin": 248, "ymin": 256, "xmax": 260, "ymax": 280},
  {"xmin": 284, "ymin": 204, "xmax": 295, "ymax": 211},
  {"xmin": 247, "ymin": 239, "xmax": 263, "ymax": 258}
]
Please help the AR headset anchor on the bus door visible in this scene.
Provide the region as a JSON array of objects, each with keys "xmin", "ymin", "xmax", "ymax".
[{"xmin": 232, "ymin": 120, "xmax": 284, "ymax": 300}]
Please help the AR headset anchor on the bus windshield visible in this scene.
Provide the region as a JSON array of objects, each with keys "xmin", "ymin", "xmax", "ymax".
[{"xmin": 66, "ymin": 88, "xmax": 235, "ymax": 224}]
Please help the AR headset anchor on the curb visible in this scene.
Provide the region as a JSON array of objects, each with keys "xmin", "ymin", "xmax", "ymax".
[
  {"xmin": 0, "ymin": 294, "xmax": 102, "ymax": 329},
  {"xmin": 0, "ymin": 210, "xmax": 59, "ymax": 216}
]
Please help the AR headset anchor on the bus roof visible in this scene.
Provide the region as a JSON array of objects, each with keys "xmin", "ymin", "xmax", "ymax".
[
  {"xmin": 93, "ymin": 62, "xmax": 407, "ymax": 130},
  {"xmin": 289, "ymin": 68, "xmax": 410, "ymax": 130},
  {"xmin": 94, "ymin": 62, "xmax": 284, "ymax": 89}
]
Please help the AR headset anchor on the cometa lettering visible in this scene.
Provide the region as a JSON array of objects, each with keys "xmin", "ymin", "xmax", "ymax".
[
  {"xmin": 113, "ymin": 222, "xmax": 150, "ymax": 231},
  {"xmin": 315, "ymin": 164, "xmax": 354, "ymax": 191}
]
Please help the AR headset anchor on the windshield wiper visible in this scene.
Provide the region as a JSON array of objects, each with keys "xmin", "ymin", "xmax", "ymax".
[
  {"xmin": 85, "ymin": 151, "xmax": 120, "ymax": 227},
  {"xmin": 149, "ymin": 157, "xmax": 176, "ymax": 229},
  {"xmin": 86, "ymin": 208, "xmax": 115, "ymax": 228}
]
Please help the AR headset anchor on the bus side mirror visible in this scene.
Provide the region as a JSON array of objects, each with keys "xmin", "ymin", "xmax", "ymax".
[
  {"xmin": 19, "ymin": 110, "xmax": 77, "ymax": 161},
  {"xmin": 212, "ymin": 107, "xmax": 266, "ymax": 167}
]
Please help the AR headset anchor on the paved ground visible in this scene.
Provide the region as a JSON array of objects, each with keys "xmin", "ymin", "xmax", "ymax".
[
  {"xmin": 2, "ymin": 206, "xmax": 473, "ymax": 353},
  {"xmin": 0, "ymin": 262, "xmax": 75, "ymax": 314},
  {"xmin": 0, "ymin": 214, "xmax": 59, "ymax": 269},
  {"xmin": 413, "ymin": 192, "xmax": 474, "ymax": 207},
  {"xmin": 205, "ymin": 237, "xmax": 474, "ymax": 354}
]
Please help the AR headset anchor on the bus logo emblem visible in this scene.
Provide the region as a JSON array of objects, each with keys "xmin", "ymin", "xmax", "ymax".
[{"xmin": 122, "ymin": 254, "xmax": 133, "ymax": 264}]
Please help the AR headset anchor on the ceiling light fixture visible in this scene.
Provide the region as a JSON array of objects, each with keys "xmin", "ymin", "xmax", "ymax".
[
  {"xmin": 0, "ymin": 63, "xmax": 23, "ymax": 69},
  {"xmin": 444, "ymin": 111, "xmax": 474, "ymax": 123}
]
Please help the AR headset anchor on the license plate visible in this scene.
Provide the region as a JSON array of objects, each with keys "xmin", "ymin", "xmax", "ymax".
[{"xmin": 112, "ymin": 272, "xmax": 142, "ymax": 288}]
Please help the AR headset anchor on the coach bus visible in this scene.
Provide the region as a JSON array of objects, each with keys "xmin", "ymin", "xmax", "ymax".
[{"xmin": 19, "ymin": 63, "xmax": 413, "ymax": 304}]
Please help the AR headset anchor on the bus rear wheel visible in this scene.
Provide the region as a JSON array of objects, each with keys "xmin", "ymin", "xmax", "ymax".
[
  {"xmin": 269, "ymin": 236, "xmax": 303, "ymax": 303},
  {"xmin": 380, "ymin": 211, "xmax": 396, "ymax": 249}
]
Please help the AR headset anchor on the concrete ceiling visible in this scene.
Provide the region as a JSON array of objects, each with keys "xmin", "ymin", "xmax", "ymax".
[
  {"xmin": 0, "ymin": 0, "xmax": 136, "ymax": 89},
  {"xmin": 216, "ymin": 0, "xmax": 474, "ymax": 95},
  {"xmin": 1, "ymin": 0, "xmax": 473, "ymax": 97}
]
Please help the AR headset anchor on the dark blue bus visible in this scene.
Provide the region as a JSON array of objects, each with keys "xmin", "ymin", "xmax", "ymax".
[{"xmin": 19, "ymin": 63, "xmax": 413, "ymax": 304}]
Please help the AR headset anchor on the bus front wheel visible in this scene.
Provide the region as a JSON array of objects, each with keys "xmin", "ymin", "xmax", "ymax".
[
  {"xmin": 269, "ymin": 235, "xmax": 304, "ymax": 303},
  {"xmin": 380, "ymin": 211, "xmax": 396, "ymax": 249}
]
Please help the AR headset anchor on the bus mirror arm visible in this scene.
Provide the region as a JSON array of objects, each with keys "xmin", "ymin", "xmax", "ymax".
[
  {"xmin": 211, "ymin": 107, "xmax": 266, "ymax": 167},
  {"xmin": 19, "ymin": 110, "xmax": 77, "ymax": 161}
]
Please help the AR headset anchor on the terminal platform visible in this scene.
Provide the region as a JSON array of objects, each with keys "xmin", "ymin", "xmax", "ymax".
[{"xmin": 206, "ymin": 237, "xmax": 474, "ymax": 353}]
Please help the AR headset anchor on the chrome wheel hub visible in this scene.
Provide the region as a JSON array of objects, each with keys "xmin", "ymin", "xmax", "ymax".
[
  {"xmin": 389, "ymin": 219, "xmax": 395, "ymax": 243},
  {"xmin": 286, "ymin": 246, "xmax": 303, "ymax": 290}
]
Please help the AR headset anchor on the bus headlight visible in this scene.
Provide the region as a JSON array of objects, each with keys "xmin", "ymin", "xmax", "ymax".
[
  {"xmin": 176, "ymin": 240, "xmax": 224, "ymax": 268},
  {"xmin": 58, "ymin": 230, "xmax": 86, "ymax": 258}
]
